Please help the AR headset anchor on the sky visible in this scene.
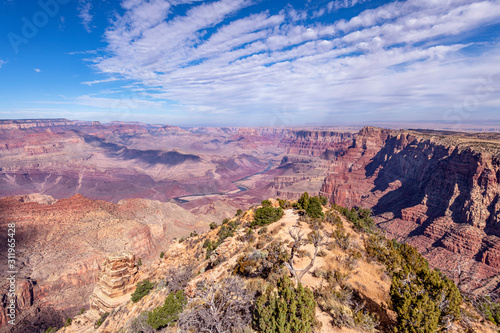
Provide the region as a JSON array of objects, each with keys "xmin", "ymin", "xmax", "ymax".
[{"xmin": 0, "ymin": 0, "xmax": 499, "ymax": 127}]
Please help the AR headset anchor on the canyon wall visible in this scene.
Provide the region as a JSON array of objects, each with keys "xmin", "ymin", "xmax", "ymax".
[
  {"xmin": 0, "ymin": 120, "xmax": 283, "ymax": 203},
  {"xmin": 320, "ymin": 127, "xmax": 500, "ymax": 294},
  {"xmin": 272, "ymin": 130, "xmax": 354, "ymax": 200},
  {"xmin": 279, "ymin": 130, "xmax": 353, "ymax": 158}
]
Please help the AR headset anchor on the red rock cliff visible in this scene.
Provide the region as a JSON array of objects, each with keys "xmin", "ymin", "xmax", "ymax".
[{"xmin": 321, "ymin": 127, "xmax": 500, "ymax": 294}]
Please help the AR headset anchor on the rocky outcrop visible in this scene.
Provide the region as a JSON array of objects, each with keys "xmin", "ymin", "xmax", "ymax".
[
  {"xmin": 0, "ymin": 194, "xmax": 210, "ymax": 331},
  {"xmin": 0, "ymin": 279, "xmax": 36, "ymax": 328},
  {"xmin": 480, "ymin": 236, "xmax": 500, "ymax": 268},
  {"xmin": 320, "ymin": 127, "xmax": 500, "ymax": 294},
  {"xmin": 279, "ymin": 130, "xmax": 353, "ymax": 158},
  {"xmin": 90, "ymin": 251, "xmax": 139, "ymax": 314}
]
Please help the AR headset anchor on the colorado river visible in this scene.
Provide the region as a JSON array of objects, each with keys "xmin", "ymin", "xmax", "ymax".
[{"xmin": 172, "ymin": 161, "xmax": 273, "ymax": 203}]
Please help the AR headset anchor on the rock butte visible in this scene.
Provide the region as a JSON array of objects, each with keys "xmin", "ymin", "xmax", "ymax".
[{"xmin": 89, "ymin": 251, "xmax": 140, "ymax": 314}]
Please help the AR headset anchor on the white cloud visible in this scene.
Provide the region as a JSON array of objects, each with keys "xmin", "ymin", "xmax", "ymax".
[
  {"xmin": 78, "ymin": 0, "xmax": 94, "ymax": 33},
  {"xmin": 0, "ymin": 60, "xmax": 5, "ymax": 69},
  {"xmin": 68, "ymin": 50, "xmax": 99, "ymax": 55},
  {"xmin": 34, "ymin": 68, "xmax": 41, "ymax": 73},
  {"xmin": 83, "ymin": 0, "xmax": 500, "ymax": 124},
  {"xmin": 327, "ymin": 0, "xmax": 371, "ymax": 13},
  {"xmin": 75, "ymin": 95, "xmax": 165, "ymax": 110},
  {"xmin": 81, "ymin": 77, "xmax": 120, "ymax": 86}
]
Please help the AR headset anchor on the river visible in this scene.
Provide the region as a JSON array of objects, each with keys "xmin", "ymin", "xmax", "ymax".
[{"xmin": 172, "ymin": 161, "xmax": 273, "ymax": 204}]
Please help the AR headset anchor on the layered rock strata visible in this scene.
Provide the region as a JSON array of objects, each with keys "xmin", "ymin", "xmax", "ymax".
[
  {"xmin": 0, "ymin": 119, "xmax": 284, "ymax": 203},
  {"xmin": 320, "ymin": 127, "xmax": 500, "ymax": 294},
  {"xmin": 89, "ymin": 251, "xmax": 139, "ymax": 314}
]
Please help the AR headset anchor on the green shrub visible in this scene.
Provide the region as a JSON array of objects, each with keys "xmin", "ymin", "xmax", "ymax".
[
  {"xmin": 253, "ymin": 275, "xmax": 316, "ymax": 333},
  {"xmin": 203, "ymin": 239, "xmax": 217, "ymax": 259},
  {"xmin": 277, "ymin": 199, "xmax": 293, "ymax": 209},
  {"xmin": 306, "ymin": 196, "xmax": 324, "ymax": 218},
  {"xmin": 137, "ymin": 258, "xmax": 142, "ymax": 266},
  {"xmin": 353, "ymin": 308, "xmax": 379, "ymax": 332},
  {"xmin": 131, "ymin": 279, "xmax": 154, "ymax": 303},
  {"xmin": 147, "ymin": 290, "xmax": 186, "ymax": 330},
  {"xmin": 361, "ymin": 225, "xmax": 462, "ymax": 332},
  {"xmin": 474, "ymin": 296, "xmax": 500, "ymax": 325},
  {"xmin": 390, "ymin": 244, "xmax": 462, "ymax": 332},
  {"xmin": 334, "ymin": 205, "xmax": 375, "ymax": 233},
  {"xmin": 209, "ymin": 222, "xmax": 218, "ymax": 229},
  {"xmin": 325, "ymin": 211, "xmax": 343, "ymax": 227},
  {"xmin": 331, "ymin": 226, "xmax": 352, "ymax": 251},
  {"xmin": 319, "ymin": 195, "xmax": 328, "ymax": 206},
  {"xmin": 237, "ymin": 209, "xmax": 243, "ymax": 216},
  {"xmin": 364, "ymin": 235, "xmax": 402, "ymax": 274},
  {"xmin": 218, "ymin": 220, "xmax": 238, "ymax": 239},
  {"xmin": 64, "ymin": 317, "xmax": 72, "ymax": 327},
  {"xmin": 204, "ymin": 220, "xmax": 240, "ymax": 259},
  {"xmin": 160, "ymin": 251, "xmax": 165, "ymax": 259},
  {"xmin": 94, "ymin": 312, "xmax": 109, "ymax": 328},
  {"xmin": 297, "ymin": 192, "xmax": 310, "ymax": 210},
  {"xmin": 43, "ymin": 327, "xmax": 57, "ymax": 333},
  {"xmin": 251, "ymin": 206, "xmax": 284, "ymax": 227},
  {"xmin": 261, "ymin": 199, "xmax": 272, "ymax": 207}
]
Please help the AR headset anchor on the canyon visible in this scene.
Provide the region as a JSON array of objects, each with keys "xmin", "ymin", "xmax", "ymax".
[
  {"xmin": 1, "ymin": 119, "xmax": 500, "ymax": 331},
  {"xmin": 319, "ymin": 127, "xmax": 500, "ymax": 295}
]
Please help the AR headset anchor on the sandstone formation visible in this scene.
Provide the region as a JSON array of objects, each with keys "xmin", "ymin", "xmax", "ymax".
[
  {"xmin": 272, "ymin": 130, "xmax": 355, "ymax": 200},
  {"xmin": 89, "ymin": 251, "xmax": 139, "ymax": 314},
  {"xmin": 320, "ymin": 127, "xmax": 500, "ymax": 294},
  {"xmin": 279, "ymin": 130, "xmax": 353, "ymax": 158}
]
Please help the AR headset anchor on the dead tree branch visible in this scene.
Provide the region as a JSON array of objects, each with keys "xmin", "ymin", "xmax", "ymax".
[{"xmin": 284, "ymin": 226, "xmax": 329, "ymax": 284}]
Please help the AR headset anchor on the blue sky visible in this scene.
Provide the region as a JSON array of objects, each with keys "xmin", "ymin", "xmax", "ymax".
[{"xmin": 0, "ymin": 0, "xmax": 499, "ymax": 127}]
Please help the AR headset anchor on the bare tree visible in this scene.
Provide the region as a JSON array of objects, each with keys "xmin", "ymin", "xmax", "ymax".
[
  {"xmin": 284, "ymin": 225, "xmax": 330, "ymax": 284},
  {"xmin": 452, "ymin": 255, "xmax": 468, "ymax": 289},
  {"xmin": 127, "ymin": 311, "xmax": 154, "ymax": 333},
  {"xmin": 178, "ymin": 276, "xmax": 254, "ymax": 333},
  {"xmin": 163, "ymin": 264, "xmax": 195, "ymax": 292}
]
